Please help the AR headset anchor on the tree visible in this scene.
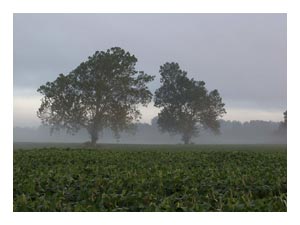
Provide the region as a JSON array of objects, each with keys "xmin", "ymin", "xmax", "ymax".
[
  {"xmin": 37, "ymin": 47, "xmax": 154, "ymax": 145},
  {"xmin": 154, "ymin": 62, "xmax": 226, "ymax": 144},
  {"xmin": 277, "ymin": 110, "xmax": 287, "ymax": 134},
  {"xmin": 283, "ymin": 110, "xmax": 287, "ymax": 127}
]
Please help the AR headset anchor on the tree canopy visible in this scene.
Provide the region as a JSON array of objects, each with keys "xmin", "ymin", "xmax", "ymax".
[
  {"xmin": 37, "ymin": 47, "xmax": 154, "ymax": 145},
  {"xmin": 154, "ymin": 62, "xmax": 226, "ymax": 144}
]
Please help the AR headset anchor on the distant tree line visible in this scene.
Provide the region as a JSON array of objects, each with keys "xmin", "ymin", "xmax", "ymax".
[{"xmin": 14, "ymin": 118, "xmax": 286, "ymax": 144}]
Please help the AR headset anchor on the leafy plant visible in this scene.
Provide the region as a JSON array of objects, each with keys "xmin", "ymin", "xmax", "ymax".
[{"xmin": 13, "ymin": 145, "xmax": 287, "ymax": 212}]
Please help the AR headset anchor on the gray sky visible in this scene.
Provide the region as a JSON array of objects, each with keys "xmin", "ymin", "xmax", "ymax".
[{"xmin": 14, "ymin": 13, "xmax": 287, "ymax": 127}]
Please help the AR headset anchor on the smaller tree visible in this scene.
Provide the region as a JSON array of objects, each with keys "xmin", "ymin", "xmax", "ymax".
[{"xmin": 154, "ymin": 62, "xmax": 226, "ymax": 144}]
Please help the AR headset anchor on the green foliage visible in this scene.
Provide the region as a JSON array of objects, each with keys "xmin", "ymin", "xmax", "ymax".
[
  {"xmin": 154, "ymin": 62, "xmax": 226, "ymax": 144},
  {"xmin": 37, "ymin": 47, "xmax": 154, "ymax": 144},
  {"xmin": 14, "ymin": 145, "xmax": 286, "ymax": 212}
]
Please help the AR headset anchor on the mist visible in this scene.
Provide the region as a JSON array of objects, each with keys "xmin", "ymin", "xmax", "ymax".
[{"xmin": 14, "ymin": 117, "xmax": 286, "ymax": 145}]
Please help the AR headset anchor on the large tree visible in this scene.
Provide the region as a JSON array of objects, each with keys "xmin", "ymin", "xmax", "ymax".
[
  {"xmin": 154, "ymin": 62, "xmax": 226, "ymax": 144},
  {"xmin": 37, "ymin": 47, "xmax": 154, "ymax": 145}
]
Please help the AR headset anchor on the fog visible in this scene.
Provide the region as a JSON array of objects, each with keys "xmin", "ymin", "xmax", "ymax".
[{"xmin": 14, "ymin": 117, "xmax": 286, "ymax": 145}]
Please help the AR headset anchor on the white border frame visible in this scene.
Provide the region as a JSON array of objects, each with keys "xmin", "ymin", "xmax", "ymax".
[{"xmin": 1, "ymin": 1, "xmax": 297, "ymax": 225}]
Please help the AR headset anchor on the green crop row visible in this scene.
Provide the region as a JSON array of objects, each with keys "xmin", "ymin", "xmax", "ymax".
[{"xmin": 13, "ymin": 145, "xmax": 287, "ymax": 211}]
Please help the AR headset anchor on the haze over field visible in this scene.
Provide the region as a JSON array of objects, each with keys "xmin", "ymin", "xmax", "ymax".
[
  {"xmin": 14, "ymin": 14, "xmax": 286, "ymax": 143},
  {"xmin": 14, "ymin": 119, "xmax": 286, "ymax": 144}
]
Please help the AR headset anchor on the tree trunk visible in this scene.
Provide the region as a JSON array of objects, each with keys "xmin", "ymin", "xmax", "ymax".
[
  {"xmin": 182, "ymin": 133, "xmax": 191, "ymax": 145},
  {"xmin": 89, "ymin": 129, "xmax": 99, "ymax": 146}
]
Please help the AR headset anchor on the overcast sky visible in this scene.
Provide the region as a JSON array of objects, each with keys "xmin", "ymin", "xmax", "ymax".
[{"xmin": 14, "ymin": 13, "xmax": 286, "ymax": 127}]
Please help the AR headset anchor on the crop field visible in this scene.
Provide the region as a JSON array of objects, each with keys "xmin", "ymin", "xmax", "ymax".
[{"xmin": 13, "ymin": 144, "xmax": 287, "ymax": 212}]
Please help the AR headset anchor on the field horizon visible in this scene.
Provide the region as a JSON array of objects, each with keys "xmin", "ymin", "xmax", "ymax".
[{"xmin": 13, "ymin": 142, "xmax": 287, "ymax": 149}]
